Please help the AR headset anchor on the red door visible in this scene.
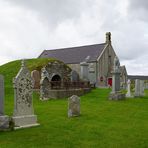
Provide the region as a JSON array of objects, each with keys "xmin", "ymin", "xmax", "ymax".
[{"xmin": 108, "ymin": 78, "xmax": 112, "ymax": 86}]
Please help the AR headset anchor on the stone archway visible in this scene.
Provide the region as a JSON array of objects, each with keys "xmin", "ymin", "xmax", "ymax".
[
  {"xmin": 51, "ymin": 74, "xmax": 61, "ymax": 89},
  {"xmin": 51, "ymin": 74, "xmax": 61, "ymax": 82}
]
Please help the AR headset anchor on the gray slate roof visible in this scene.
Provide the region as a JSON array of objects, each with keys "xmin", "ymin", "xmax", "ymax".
[
  {"xmin": 128, "ymin": 75, "xmax": 148, "ymax": 80},
  {"xmin": 38, "ymin": 43, "xmax": 106, "ymax": 64}
]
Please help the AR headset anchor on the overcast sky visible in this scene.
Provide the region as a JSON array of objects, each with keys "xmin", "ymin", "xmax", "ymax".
[{"xmin": 0, "ymin": 0, "xmax": 148, "ymax": 75}]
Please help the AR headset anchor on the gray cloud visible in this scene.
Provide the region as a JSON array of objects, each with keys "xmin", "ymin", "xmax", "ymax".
[
  {"xmin": 128, "ymin": 0, "xmax": 148, "ymax": 21},
  {"xmin": 129, "ymin": 0, "xmax": 148, "ymax": 10},
  {"xmin": 0, "ymin": 0, "xmax": 148, "ymax": 75},
  {"xmin": 6, "ymin": 0, "xmax": 92, "ymax": 27}
]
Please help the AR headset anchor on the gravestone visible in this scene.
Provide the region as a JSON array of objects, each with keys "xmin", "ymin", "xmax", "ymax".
[
  {"xmin": 109, "ymin": 56, "xmax": 125, "ymax": 100},
  {"xmin": 134, "ymin": 79, "xmax": 140, "ymax": 97},
  {"xmin": 145, "ymin": 83, "xmax": 148, "ymax": 89},
  {"xmin": 71, "ymin": 70, "xmax": 79, "ymax": 82},
  {"xmin": 12, "ymin": 60, "xmax": 39, "ymax": 129},
  {"xmin": 89, "ymin": 63, "xmax": 96, "ymax": 86},
  {"xmin": 40, "ymin": 67, "xmax": 51, "ymax": 100},
  {"xmin": 80, "ymin": 61, "xmax": 89, "ymax": 81},
  {"xmin": 31, "ymin": 70, "xmax": 41, "ymax": 89},
  {"xmin": 140, "ymin": 80, "xmax": 145, "ymax": 96},
  {"xmin": 126, "ymin": 79, "xmax": 133, "ymax": 98},
  {"xmin": 40, "ymin": 68, "xmax": 50, "ymax": 100},
  {"xmin": 134, "ymin": 79, "xmax": 144, "ymax": 97},
  {"xmin": 68, "ymin": 95, "xmax": 80, "ymax": 117},
  {"xmin": 0, "ymin": 75, "xmax": 10, "ymax": 130}
]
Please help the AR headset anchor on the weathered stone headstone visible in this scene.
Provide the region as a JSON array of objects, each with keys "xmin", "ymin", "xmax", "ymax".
[
  {"xmin": 134, "ymin": 79, "xmax": 140, "ymax": 97},
  {"xmin": 126, "ymin": 79, "xmax": 133, "ymax": 98},
  {"xmin": 71, "ymin": 70, "xmax": 79, "ymax": 82},
  {"xmin": 80, "ymin": 61, "xmax": 89, "ymax": 81},
  {"xmin": 0, "ymin": 75, "xmax": 10, "ymax": 130},
  {"xmin": 109, "ymin": 56, "xmax": 125, "ymax": 100},
  {"xmin": 40, "ymin": 67, "xmax": 51, "ymax": 100},
  {"xmin": 140, "ymin": 80, "xmax": 145, "ymax": 96},
  {"xmin": 12, "ymin": 60, "xmax": 39, "ymax": 129},
  {"xmin": 31, "ymin": 70, "xmax": 41, "ymax": 89},
  {"xmin": 135, "ymin": 79, "xmax": 145, "ymax": 97},
  {"xmin": 89, "ymin": 63, "xmax": 96, "ymax": 86},
  {"xmin": 68, "ymin": 95, "xmax": 80, "ymax": 117},
  {"xmin": 144, "ymin": 82, "xmax": 148, "ymax": 89}
]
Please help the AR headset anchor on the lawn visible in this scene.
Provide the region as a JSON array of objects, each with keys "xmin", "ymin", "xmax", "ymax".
[
  {"xmin": 0, "ymin": 59, "xmax": 148, "ymax": 148},
  {"xmin": 0, "ymin": 88, "xmax": 147, "ymax": 148}
]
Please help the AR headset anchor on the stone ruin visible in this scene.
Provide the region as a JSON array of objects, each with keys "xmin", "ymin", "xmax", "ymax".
[
  {"xmin": 40, "ymin": 61, "xmax": 90, "ymax": 100},
  {"xmin": 12, "ymin": 60, "xmax": 39, "ymax": 129}
]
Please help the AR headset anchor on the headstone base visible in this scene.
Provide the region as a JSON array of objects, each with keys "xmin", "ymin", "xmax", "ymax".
[
  {"xmin": 68, "ymin": 109, "xmax": 80, "ymax": 118},
  {"xmin": 0, "ymin": 115, "xmax": 10, "ymax": 130},
  {"xmin": 134, "ymin": 93, "xmax": 145, "ymax": 98},
  {"xmin": 126, "ymin": 94, "xmax": 134, "ymax": 98},
  {"xmin": 109, "ymin": 92, "xmax": 125, "ymax": 100},
  {"xmin": 12, "ymin": 115, "xmax": 39, "ymax": 130}
]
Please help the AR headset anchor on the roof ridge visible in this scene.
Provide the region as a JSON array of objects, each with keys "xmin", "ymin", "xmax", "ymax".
[{"xmin": 44, "ymin": 43, "xmax": 106, "ymax": 51}]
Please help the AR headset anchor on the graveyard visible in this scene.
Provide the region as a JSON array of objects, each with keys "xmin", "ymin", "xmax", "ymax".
[{"xmin": 0, "ymin": 59, "xmax": 148, "ymax": 147}]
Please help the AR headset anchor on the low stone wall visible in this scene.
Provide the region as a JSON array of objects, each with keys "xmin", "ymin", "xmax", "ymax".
[{"xmin": 42, "ymin": 88, "xmax": 91, "ymax": 99}]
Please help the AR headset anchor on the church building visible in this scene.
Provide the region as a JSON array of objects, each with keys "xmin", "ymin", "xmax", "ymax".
[{"xmin": 39, "ymin": 32, "xmax": 127, "ymax": 87}]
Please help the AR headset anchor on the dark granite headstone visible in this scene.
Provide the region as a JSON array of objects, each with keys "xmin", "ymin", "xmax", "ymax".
[{"xmin": 71, "ymin": 70, "xmax": 79, "ymax": 82}]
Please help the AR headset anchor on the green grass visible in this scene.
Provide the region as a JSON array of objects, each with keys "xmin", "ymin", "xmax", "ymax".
[{"xmin": 0, "ymin": 60, "xmax": 148, "ymax": 148}]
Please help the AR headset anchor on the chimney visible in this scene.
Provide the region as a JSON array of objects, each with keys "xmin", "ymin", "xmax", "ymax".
[{"xmin": 106, "ymin": 32, "xmax": 111, "ymax": 44}]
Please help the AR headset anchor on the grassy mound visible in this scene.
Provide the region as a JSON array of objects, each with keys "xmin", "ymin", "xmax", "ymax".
[
  {"xmin": 0, "ymin": 58, "xmax": 70, "ymax": 108},
  {"xmin": 0, "ymin": 58, "xmax": 69, "ymax": 87}
]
